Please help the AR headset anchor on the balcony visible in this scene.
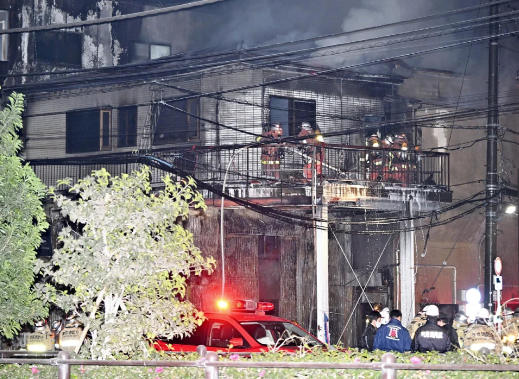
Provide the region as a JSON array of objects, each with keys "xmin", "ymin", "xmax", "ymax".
[{"xmin": 29, "ymin": 144, "xmax": 450, "ymax": 208}]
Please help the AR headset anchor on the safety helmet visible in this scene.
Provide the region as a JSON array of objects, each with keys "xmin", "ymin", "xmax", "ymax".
[
  {"xmin": 301, "ymin": 122, "xmax": 312, "ymax": 131},
  {"xmin": 34, "ymin": 320, "xmax": 47, "ymax": 332},
  {"xmin": 65, "ymin": 315, "xmax": 81, "ymax": 328},
  {"xmin": 477, "ymin": 308, "xmax": 490, "ymax": 320},
  {"xmin": 394, "ymin": 134, "xmax": 408, "ymax": 150},
  {"xmin": 373, "ymin": 303, "xmax": 384, "ymax": 312},
  {"xmin": 454, "ymin": 311, "xmax": 468, "ymax": 325},
  {"xmin": 384, "ymin": 135, "xmax": 394, "ymax": 145},
  {"xmin": 380, "ymin": 307, "xmax": 390, "ymax": 325},
  {"xmin": 271, "ymin": 122, "xmax": 282, "ymax": 130},
  {"xmin": 425, "ymin": 304, "xmax": 439, "ymax": 317},
  {"xmin": 368, "ymin": 134, "xmax": 380, "ymax": 148}
]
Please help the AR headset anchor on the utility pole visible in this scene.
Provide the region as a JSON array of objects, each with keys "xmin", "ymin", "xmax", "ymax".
[{"xmin": 484, "ymin": 0, "xmax": 500, "ymax": 311}]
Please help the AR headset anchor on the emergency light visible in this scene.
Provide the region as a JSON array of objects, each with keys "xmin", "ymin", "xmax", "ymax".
[{"xmin": 217, "ymin": 299, "xmax": 275, "ymax": 313}]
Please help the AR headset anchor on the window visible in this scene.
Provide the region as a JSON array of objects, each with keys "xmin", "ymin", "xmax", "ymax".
[
  {"xmin": 0, "ymin": 11, "xmax": 8, "ymax": 61},
  {"xmin": 36, "ymin": 31, "xmax": 82, "ymax": 66},
  {"xmin": 66, "ymin": 109, "xmax": 112, "ymax": 153},
  {"xmin": 129, "ymin": 42, "xmax": 171, "ymax": 62},
  {"xmin": 208, "ymin": 321, "xmax": 248, "ymax": 348},
  {"xmin": 269, "ymin": 96, "xmax": 316, "ymax": 136},
  {"xmin": 118, "ymin": 106, "xmax": 137, "ymax": 148},
  {"xmin": 153, "ymin": 99, "xmax": 200, "ymax": 145}
]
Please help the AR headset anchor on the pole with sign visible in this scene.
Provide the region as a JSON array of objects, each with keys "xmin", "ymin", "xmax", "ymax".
[{"xmin": 494, "ymin": 257, "xmax": 503, "ymax": 332}]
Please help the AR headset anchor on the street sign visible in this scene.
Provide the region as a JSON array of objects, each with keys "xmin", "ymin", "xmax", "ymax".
[{"xmin": 494, "ymin": 275, "xmax": 503, "ymax": 291}]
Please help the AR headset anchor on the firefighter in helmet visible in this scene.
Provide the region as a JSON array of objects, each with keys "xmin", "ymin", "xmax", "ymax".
[
  {"xmin": 367, "ymin": 133, "xmax": 384, "ymax": 181},
  {"xmin": 452, "ymin": 311, "xmax": 469, "ymax": 347},
  {"xmin": 391, "ymin": 133, "xmax": 410, "ymax": 183},
  {"xmin": 256, "ymin": 122, "xmax": 284, "ymax": 179},
  {"xmin": 463, "ymin": 308, "xmax": 502, "ymax": 354},
  {"xmin": 297, "ymin": 122, "xmax": 324, "ymax": 180},
  {"xmin": 407, "ymin": 305, "xmax": 429, "ymax": 339}
]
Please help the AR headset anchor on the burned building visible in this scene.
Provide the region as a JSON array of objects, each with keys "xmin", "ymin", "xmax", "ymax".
[{"xmin": 1, "ymin": 0, "xmax": 452, "ymax": 347}]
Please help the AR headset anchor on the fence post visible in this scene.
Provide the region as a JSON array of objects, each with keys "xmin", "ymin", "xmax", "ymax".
[
  {"xmin": 197, "ymin": 345, "xmax": 208, "ymax": 357},
  {"xmin": 381, "ymin": 352, "xmax": 396, "ymax": 379},
  {"xmin": 57, "ymin": 351, "xmax": 70, "ymax": 379},
  {"xmin": 204, "ymin": 351, "xmax": 219, "ymax": 379}
]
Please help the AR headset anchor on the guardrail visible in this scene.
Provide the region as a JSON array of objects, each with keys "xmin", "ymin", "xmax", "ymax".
[
  {"xmin": 2, "ymin": 346, "xmax": 519, "ymax": 379},
  {"xmin": 30, "ymin": 144, "xmax": 450, "ymax": 194}
]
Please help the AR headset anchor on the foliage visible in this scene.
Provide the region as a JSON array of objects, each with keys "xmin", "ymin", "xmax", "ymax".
[
  {"xmin": 4, "ymin": 349, "xmax": 519, "ymax": 379},
  {"xmin": 37, "ymin": 167, "xmax": 215, "ymax": 359},
  {"xmin": 0, "ymin": 92, "xmax": 48, "ymax": 338}
]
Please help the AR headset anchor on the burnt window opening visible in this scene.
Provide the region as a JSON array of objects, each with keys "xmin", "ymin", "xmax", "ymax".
[
  {"xmin": 0, "ymin": 10, "xmax": 8, "ymax": 61},
  {"xmin": 269, "ymin": 96, "xmax": 316, "ymax": 136},
  {"xmin": 153, "ymin": 99, "xmax": 200, "ymax": 145},
  {"xmin": 118, "ymin": 106, "xmax": 138, "ymax": 148},
  {"xmin": 129, "ymin": 41, "xmax": 171, "ymax": 63},
  {"xmin": 66, "ymin": 109, "xmax": 112, "ymax": 153},
  {"xmin": 36, "ymin": 31, "xmax": 82, "ymax": 66}
]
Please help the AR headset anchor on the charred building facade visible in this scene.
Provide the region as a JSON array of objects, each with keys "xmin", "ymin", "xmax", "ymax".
[{"xmin": 1, "ymin": 0, "xmax": 452, "ymax": 347}]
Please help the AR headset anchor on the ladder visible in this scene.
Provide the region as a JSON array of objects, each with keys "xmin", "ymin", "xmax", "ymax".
[{"xmin": 138, "ymin": 89, "xmax": 163, "ymax": 153}]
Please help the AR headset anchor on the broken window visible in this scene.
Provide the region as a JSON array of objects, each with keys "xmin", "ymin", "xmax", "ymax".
[
  {"xmin": 269, "ymin": 96, "xmax": 316, "ymax": 136},
  {"xmin": 118, "ymin": 106, "xmax": 138, "ymax": 148},
  {"xmin": 36, "ymin": 31, "xmax": 82, "ymax": 66},
  {"xmin": 0, "ymin": 10, "xmax": 8, "ymax": 61},
  {"xmin": 153, "ymin": 99, "xmax": 200, "ymax": 145},
  {"xmin": 66, "ymin": 109, "xmax": 112, "ymax": 153},
  {"xmin": 129, "ymin": 41, "xmax": 171, "ymax": 62}
]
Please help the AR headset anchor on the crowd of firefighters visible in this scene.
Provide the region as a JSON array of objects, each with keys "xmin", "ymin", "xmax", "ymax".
[
  {"xmin": 255, "ymin": 121, "xmax": 414, "ymax": 183},
  {"xmin": 256, "ymin": 121, "xmax": 325, "ymax": 180},
  {"xmin": 360, "ymin": 303, "xmax": 519, "ymax": 355}
]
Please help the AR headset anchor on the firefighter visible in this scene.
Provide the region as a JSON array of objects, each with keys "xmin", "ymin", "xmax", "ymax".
[
  {"xmin": 256, "ymin": 123, "xmax": 283, "ymax": 179},
  {"xmin": 463, "ymin": 308, "xmax": 502, "ymax": 354},
  {"xmin": 411, "ymin": 305, "xmax": 451, "ymax": 353},
  {"xmin": 368, "ymin": 133, "xmax": 384, "ymax": 181},
  {"xmin": 452, "ymin": 311, "xmax": 469, "ymax": 347},
  {"xmin": 59, "ymin": 315, "xmax": 83, "ymax": 352},
  {"xmin": 407, "ymin": 306, "xmax": 428, "ymax": 339},
  {"xmin": 391, "ymin": 133, "xmax": 409, "ymax": 183},
  {"xmin": 297, "ymin": 122, "xmax": 325, "ymax": 180},
  {"xmin": 373, "ymin": 309, "xmax": 412, "ymax": 353},
  {"xmin": 381, "ymin": 134, "xmax": 394, "ymax": 181}
]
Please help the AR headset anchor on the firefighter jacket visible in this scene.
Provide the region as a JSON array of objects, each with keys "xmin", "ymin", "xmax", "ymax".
[
  {"xmin": 373, "ymin": 318, "xmax": 412, "ymax": 353},
  {"xmin": 256, "ymin": 131, "xmax": 282, "ymax": 164},
  {"xmin": 412, "ymin": 319, "xmax": 451, "ymax": 353},
  {"xmin": 407, "ymin": 315, "xmax": 427, "ymax": 339},
  {"xmin": 463, "ymin": 323, "xmax": 502, "ymax": 354},
  {"xmin": 360, "ymin": 323, "xmax": 377, "ymax": 351}
]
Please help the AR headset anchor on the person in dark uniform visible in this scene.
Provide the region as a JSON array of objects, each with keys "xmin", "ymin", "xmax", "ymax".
[
  {"xmin": 412, "ymin": 305, "xmax": 451, "ymax": 353},
  {"xmin": 360, "ymin": 310, "xmax": 381, "ymax": 351},
  {"xmin": 437, "ymin": 312, "xmax": 460, "ymax": 349}
]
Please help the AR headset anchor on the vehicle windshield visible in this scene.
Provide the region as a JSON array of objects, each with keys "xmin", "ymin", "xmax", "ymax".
[{"xmin": 240, "ymin": 321, "xmax": 323, "ymax": 347}]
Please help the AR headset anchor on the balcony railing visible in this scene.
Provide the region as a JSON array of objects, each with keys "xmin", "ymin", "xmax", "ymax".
[{"xmin": 29, "ymin": 144, "xmax": 449, "ymax": 197}]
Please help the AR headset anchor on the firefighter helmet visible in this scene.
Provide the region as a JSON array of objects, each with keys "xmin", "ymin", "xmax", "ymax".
[
  {"xmin": 368, "ymin": 134, "xmax": 380, "ymax": 148},
  {"xmin": 300, "ymin": 121, "xmax": 312, "ymax": 131},
  {"xmin": 271, "ymin": 122, "xmax": 282, "ymax": 130},
  {"xmin": 454, "ymin": 311, "xmax": 468, "ymax": 325}
]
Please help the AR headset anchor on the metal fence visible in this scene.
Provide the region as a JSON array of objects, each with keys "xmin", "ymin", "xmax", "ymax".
[
  {"xmin": 2, "ymin": 347, "xmax": 519, "ymax": 379},
  {"xmin": 30, "ymin": 144, "xmax": 449, "ymax": 195}
]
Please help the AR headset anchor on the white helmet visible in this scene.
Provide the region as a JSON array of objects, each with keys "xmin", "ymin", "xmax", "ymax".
[
  {"xmin": 425, "ymin": 305, "xmax": 439, "ymax": 317},
  {"xmin": 380, "ymin": 308, "xmax": 390, "ymax": 325},
  {"xmin": 301, "ymin": 122, "xmax": 312, "ymax": 131}
]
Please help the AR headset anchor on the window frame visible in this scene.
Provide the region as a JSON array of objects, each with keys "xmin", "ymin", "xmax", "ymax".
[
  {"xmin": 0, "ymin": 10, "xmax": 8, "ymax": 61},
  {"xmin": 269, "ymin": 96, "xmax": 316, "ymax": 136},
  {"xmin": 153, "ymin": 98, "xmax": 200, "ymax": 146},
  {"xmin": 66, "ymin": 108, "xmax": 112, "ymax": 154},
  {"xmin": 35, "ymin": 30, "xmax": 82, "ymax": 66}
]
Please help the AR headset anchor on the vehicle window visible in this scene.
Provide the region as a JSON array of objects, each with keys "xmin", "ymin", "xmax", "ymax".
[
  {"xmin": 241, "ymin": 321, "xmax": 322, "ymax": 347},
  {"xmin": 208, "ymin": 321, "xmax": 249, "ymax": 348},
  {"xmin": 159, "ymin": 321, "xmax": 208, "ymax": 346}
]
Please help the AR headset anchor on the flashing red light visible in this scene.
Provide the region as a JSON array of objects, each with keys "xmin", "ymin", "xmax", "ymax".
[{"xmin": 217, "ymin": 300, "xmax": 228, "ymax": 310}]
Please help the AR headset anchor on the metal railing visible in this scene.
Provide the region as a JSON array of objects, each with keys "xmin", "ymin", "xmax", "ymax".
[
  {"xmin": 29, "ymin": 144, "xmax": 450, "ymax": 195},
  {"xmin": 2, "ymin": 347, "xmax": 519, "ymax": 379}
]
